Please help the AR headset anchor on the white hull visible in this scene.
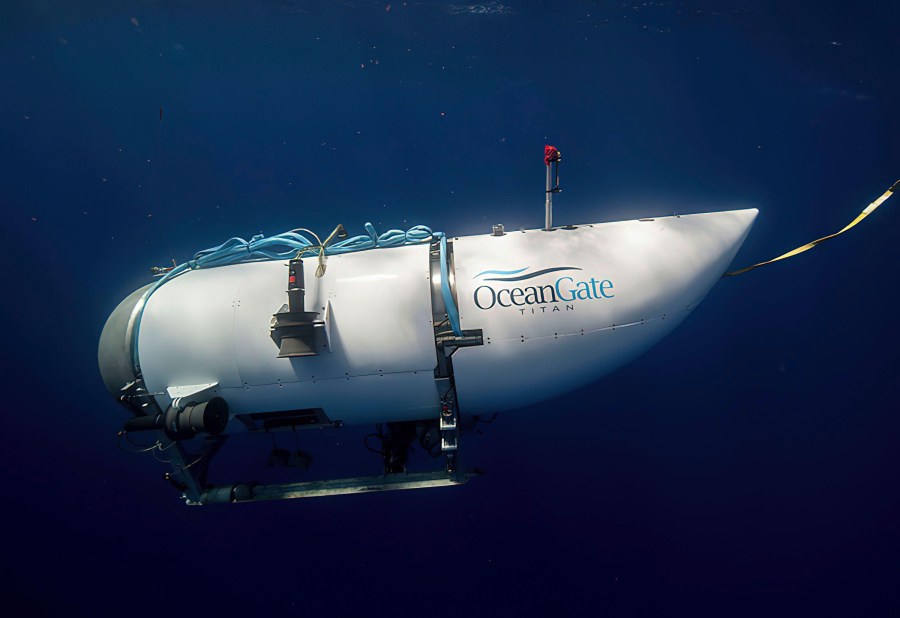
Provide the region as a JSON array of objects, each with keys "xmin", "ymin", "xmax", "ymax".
[{"xmin": 102, "ymin": 208, "xmax": 757, "ymax": 428}]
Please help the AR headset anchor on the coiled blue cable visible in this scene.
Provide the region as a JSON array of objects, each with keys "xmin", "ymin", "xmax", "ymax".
[{"xmin": 130, "ymin": 223, "xmax": 462, "ymax": 372}]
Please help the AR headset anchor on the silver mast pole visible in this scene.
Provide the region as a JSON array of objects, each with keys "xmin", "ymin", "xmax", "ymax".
[{"xmin": 545, "ymin": 162, "xmax": 553, "ymax": 230}]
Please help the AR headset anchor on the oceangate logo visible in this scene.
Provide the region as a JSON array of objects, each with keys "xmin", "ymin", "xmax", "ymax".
[{"xmin": 472, "ymin": 266, "xmax": 614, "ymax": 313}]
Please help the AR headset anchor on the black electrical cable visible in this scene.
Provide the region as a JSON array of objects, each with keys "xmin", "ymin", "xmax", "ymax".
[{"xmin": 364, "ymin": 423, "xmax": 387, "ymax": 454}]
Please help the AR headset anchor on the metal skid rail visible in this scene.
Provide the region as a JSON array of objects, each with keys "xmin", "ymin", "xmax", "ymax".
[{"xmin": 195, "ymin": 468, "xmax": 481, "ymax": 505}]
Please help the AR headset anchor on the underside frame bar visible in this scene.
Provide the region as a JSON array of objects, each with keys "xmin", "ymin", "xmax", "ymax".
[{"xmin": 195, "ymin": 469, "xmax": 481, "ymax": 504}]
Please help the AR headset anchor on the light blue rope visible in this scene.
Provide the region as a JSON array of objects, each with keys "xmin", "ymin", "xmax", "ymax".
[{"xmin": 130, "ymin": 223, "xmax": 462, "ymax": 372}]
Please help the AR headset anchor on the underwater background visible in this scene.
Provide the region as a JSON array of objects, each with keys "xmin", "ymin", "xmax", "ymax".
[{"xmin": 2, "ymin": 1, "xmax": 899, "ymax": 615}]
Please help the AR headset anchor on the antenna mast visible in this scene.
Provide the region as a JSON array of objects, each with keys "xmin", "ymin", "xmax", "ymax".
[{"xmin": 544, "ymin": 145, "xmax": 562, "ymax": 230}]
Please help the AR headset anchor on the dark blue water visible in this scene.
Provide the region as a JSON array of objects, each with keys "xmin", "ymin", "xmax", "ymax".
[{"xmin": 2, "ymin": 2, "xmax": 899, "ymax": 615}]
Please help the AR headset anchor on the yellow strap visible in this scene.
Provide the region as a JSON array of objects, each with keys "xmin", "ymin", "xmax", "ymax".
[{"xmin": 724, "ymin": 180, "xmax": 899, "ymax": 277}]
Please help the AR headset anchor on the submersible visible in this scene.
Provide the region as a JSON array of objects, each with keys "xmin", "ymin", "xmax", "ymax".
[{"xmin": 98, "ymin": 147, "xmax": 759, "ymax": 504}]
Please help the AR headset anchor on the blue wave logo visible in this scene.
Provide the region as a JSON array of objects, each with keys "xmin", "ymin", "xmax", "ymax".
[{"xmin": 474, "ymin": 266, "xmax": 582, "ymax": 282}]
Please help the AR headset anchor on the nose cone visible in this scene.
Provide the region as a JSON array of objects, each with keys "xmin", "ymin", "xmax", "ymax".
[
  {"xmin": 688, "ymin": 208, "xmax": 759, "ymax": 273},
  {"xmin": 447, "ymin": 208, "xmax": 760, "ymax": 415},
  {"xmin": 641, "ymin": 208, "xmax": 758, "ymax": 306}
]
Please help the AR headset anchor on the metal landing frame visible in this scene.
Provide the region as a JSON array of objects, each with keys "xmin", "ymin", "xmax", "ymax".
[{"xmin": 118, "ymin": 237, "xmax": 486, "ymax": 506}]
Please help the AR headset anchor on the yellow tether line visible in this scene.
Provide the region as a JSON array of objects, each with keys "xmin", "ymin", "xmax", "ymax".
[{"xmin": 725, "ymin": 180, "xmax": 899, "ymax": 276}]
